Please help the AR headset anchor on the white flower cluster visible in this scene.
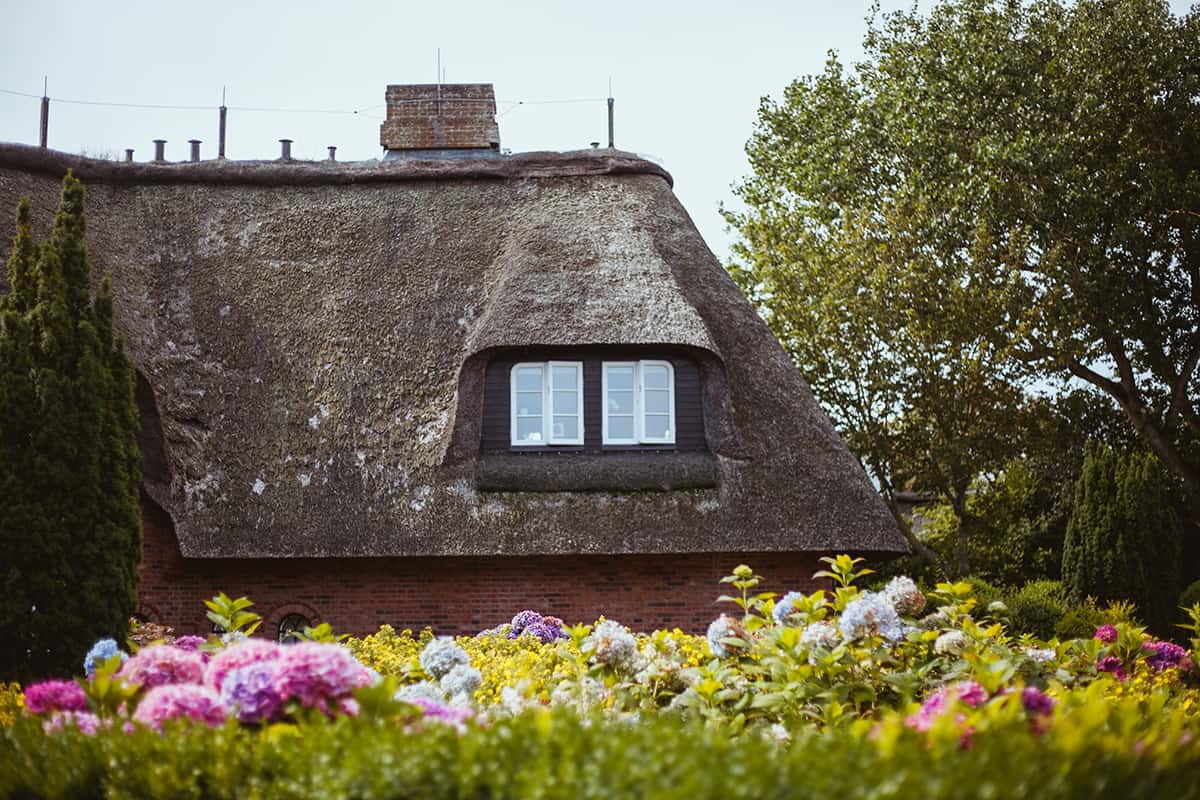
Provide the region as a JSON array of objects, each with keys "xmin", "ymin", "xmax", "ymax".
[
  {"xmin": 586, "ymin": 620, "xmax": 637, "ymax": 669},
  {"xmin": 1024, "ymin": 647, "xmax": 1056, "ymax": 663},
  {"xmin": 799, "ymin": 620, "xmax": 840, "ymax": 650},
  {"xmin": 419, "ymin": 636, "xmax": 470, "ymax": 679},
  {"xmin": 934, "ymin": 630, "xmax": 968, "ymax": 656},
  {"xmin": 883, "ymin": 576, "xmax": 927, "ymax": 617},
  {"xmin": 395, "ymin": 680, "xmax": 442, "ymax": 704}
]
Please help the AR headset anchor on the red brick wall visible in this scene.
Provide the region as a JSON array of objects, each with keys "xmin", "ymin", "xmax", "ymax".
[
  {"xmin": 138, "ymin": 498, "xmax": 827, "ymax": 639},
  {"xmin": 379, "ymin": 84, "xmax": 500, "ymax": 151}
]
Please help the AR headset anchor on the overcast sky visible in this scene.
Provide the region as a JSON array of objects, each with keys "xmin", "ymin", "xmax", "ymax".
[{"xmin": 1, "ymin": 0, "xmax": 1194, "ymax": 260}]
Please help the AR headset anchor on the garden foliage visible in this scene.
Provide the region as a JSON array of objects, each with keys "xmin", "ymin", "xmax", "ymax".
[
  {"xmin": 5, "ymin": 560, "xmax": 1200, "ymax": 797},
  {"xmin": 0, "ymin": 174, "xmax": 141, "ymax": 682}
]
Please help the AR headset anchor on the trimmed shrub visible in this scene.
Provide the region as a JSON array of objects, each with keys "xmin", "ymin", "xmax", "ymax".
[
  {"xmin": 1006, "ymin": 580, "xmax": 1064, "ymax": 640},
  {"xmin": 1062, "ymin": 445, "xmax": 1182, "ymax": 635},
  {"xmin": 1054, "ymin": 598, "xmax": 1140, "ymax": 641}
]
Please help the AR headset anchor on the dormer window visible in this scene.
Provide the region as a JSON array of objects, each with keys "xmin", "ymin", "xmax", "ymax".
[
  {"xmin": 602, "ymin": 360, "xmax": 676, "ymax": 445},
  {"xmin": 510, "ymin": 361, "xmax": 584, "ymax": 446}
]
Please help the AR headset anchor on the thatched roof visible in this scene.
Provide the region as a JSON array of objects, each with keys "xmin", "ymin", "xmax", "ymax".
[{"xmin": 0, "ymin": 142, "xmax": 905, "ymax": 558}]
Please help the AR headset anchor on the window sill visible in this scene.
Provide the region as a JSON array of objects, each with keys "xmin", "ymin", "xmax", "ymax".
[{"xmin": 475, "ymin": 452, "xmax": 719, "ymax": 492}]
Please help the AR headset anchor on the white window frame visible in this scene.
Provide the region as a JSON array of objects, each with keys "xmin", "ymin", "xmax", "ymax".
[
  {"xmin": 510, "ymin": 361, "xmax": 584, "ymax": 447},
  {"xmin": 602, "ymin": 360, "xmax": 676, "ymax": 445}
]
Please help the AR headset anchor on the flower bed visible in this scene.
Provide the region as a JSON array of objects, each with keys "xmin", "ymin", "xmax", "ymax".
[{"xmin": 3, "ymin": 556, "xmax": 1200, "ymax": 797}]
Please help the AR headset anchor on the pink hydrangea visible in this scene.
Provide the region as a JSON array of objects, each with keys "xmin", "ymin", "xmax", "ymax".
[
  {"xmin": 905, "ymin": 681, "xmax": 988, "ymax": 732},
  {"xmin": 174, "ymin": 635, "xmax": 207, "ymax": 652},
  {"xmin": 410, "ymin": 697, "xmax": 475, "ymax": 732},
  {"xmin": 22, "ymin": 680, "xmax": 88, "ymax": 714},
  {"xmin": 132, "ymin": 684, "xmax": 226, "ymax": 730},
  {"xmin": 120, "ymin": 644, "xmax": 206, "ymax": 689},
  {"xmin": 270, "ymin": 642, "xmax": 373, "ymax": 715},
  {"xmin": 1094, "ymin": 625, "xmax": 1118, "ymax": 643},
  {"xmin": 204, "ymin": 638, "xmax": 281, "ymax": 692},
  {"xmin": 43, "ymin": 711, "xmax": 103, "ymax": 735}
]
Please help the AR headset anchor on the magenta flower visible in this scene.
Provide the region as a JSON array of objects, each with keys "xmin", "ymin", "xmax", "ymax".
[
  {"xmin": 1021, "ymin": 687, "xmax": 1055, "ymax": 716},
  {"xmin": 1094, "ymin": 625, "xmax": 1118, "ymax": 643},
  {"xmin": 270, "ymin": 642, "xmax": 373, "ymax": 715},
  {"xmin": 23, "ymin": 680, "xmax": 88, "ymax": 715},
  {"xmin": 204, "ymin": 639, "xmax": 281, "ymax": 692},
  {"xmin": 1098, "ymin": 655, "xmax": 1127, "ymax": 681},
  {"xmin": 174, "ymin": 635, "xmax": 207, "ymax": 652},
  {"xmin": 132, "ymin": 684, "xmax": 226, "ymax": 730},
  {"xmin": 905, "ymin": 681, "xmax": 988, "ymax": 732},
  {"xmin": 411, "ymin": 697, "xmax": 475, "ymax": 731},
  {"xmin": 120, "ymin": 644, "xmax": 206, "ymax": 689}
]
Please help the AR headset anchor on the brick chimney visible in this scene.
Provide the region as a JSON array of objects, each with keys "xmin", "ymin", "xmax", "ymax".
[{"xmin": 379, "ymin": 84, "xmax": 501, "ymax": 159}]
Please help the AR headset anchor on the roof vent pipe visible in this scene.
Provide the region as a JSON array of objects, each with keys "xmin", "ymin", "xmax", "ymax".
[
  {"xmin": 188, "ymin": 139, "xmax": 201, "ymax": 162},
  {"xmin": 125, "ymin": 149, "xmax": 134, "ymax": 163},
  {"xmin": 279, "ymin": 138, "xmax": 293, "ymax": 160},
  {"xmin": 607, "ymin": 96, "xmax": 614, "ymax": 148},
  {"xmin": 327, "ymin": 146, "xmax": 337, "ymax": 161},
  {"xmin": 153, "ymin": 139, "xmax": 166, "ymax": 161}
]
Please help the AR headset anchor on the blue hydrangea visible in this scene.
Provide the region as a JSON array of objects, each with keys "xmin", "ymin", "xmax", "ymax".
[
  {"xmin": 838, "ymin": 591, "xmax": 903, "ymax": 643},
  {"xmin": 772, "ymin": 591, "xmax": 805, "ymax": 625},
  {"xmin": 419, "ymin": 636, "xmax": 470, "ymax": 679},
  {"xmin": 83, "ymin": 638, "xmax": 127, "ymax": 676},
  {"xmin": 706, "ymin": 614, "xmax": 746, "ymax": 658}
]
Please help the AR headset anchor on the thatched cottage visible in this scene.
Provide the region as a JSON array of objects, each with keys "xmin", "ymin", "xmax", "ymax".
[{"xmin": 0, "ymin": 84, "xmax": 905, "ymax": 638}]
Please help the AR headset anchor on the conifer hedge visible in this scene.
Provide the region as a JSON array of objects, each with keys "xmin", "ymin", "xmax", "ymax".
[
  {"xmin": 1062, "ymin": 444, "xmax": 1182, "ymax": 635},
  {"xmin": 0, "ymin": 174, "xmax": 141, "ymax": 681}
]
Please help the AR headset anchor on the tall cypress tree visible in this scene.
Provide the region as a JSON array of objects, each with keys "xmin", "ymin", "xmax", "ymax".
[
  {"xmin": 0, "ymin": 174, "xmax": 141, "ymax": 681},
  {"xmin": 1063, "ymin": 444, "xmax": 1181, "ymax": 635}
]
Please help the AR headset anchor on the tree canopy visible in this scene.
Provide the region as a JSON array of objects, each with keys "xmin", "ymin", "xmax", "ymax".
[{"xmin": 726, "ymin": 0, "xmax": 1200, "ymax": 573}]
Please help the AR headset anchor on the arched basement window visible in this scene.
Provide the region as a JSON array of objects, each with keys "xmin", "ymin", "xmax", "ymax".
[{"xmin": 277, "ymin": 613, "xmax": 311, "ymax": 644}]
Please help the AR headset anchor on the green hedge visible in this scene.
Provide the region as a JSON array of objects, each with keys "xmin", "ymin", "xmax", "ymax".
[{"xmin": 4, "ymin": 709, "xmax": 1200, "ymax": 800}]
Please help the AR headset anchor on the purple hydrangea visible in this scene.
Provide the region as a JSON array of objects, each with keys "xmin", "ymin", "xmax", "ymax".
[
  {"xmin": 120, "ymin": 644, "xmax": 206, "ymax": 689},
  {"xmin": 524, "ymin": 620, "xmax": 566, "ymax": 643},
  {"xmin": 83, "ymin": 638, "xmax": 127, "ymax": 676},
  {"xmin": 1144, "ymin": 641, "xmax": 1193, "ymax": 673},
  {"xmin": 1094, "ymin": 625, "xmax": 1118, "ymax": 643},
  {"xmin": 1021, "ymin": 686, "xmax": 1055, "ymax": 717},
  {"xmin": 270, "ymin": 642, "xmax": 373, "ymax": 714},
  {"xmin": 23, "ymin": 680, "xmax": 88, "ymax": 715},
  {"xmin": 509, "ymin": 610, "xmax": 544, "ymax": 638},
  {"xmin": 174, "ymin": 635, "xmax": 207, "ymax": 652},
  {"xmin": 204, "ymin": 639, "xmax": 281, "ymax": 692},
  {"xmin": 133, "ymin": 684, "xmax": 226, "ymax": 730},
  {"xmin": 219, "ymin": 660, "xmax": 283, "ymax": 723},
  {"xmin": 43, "ymin": 710, "xmax": 103, "ymax": 735}
]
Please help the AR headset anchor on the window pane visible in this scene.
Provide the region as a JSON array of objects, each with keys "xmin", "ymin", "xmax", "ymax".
[
  {"xmin": 516, "ymin": 418, "xmax": 543, "ymax": 442},
  {"xmin": 515, "ymin": 390, "xmax": 542, "ymax": 417},
  {"xmin": 643, "ymin": 364, "xmax": 670, "ymax": 389},
  {"xmin": 552, "ymin": 415, "xmax": 579, "ymax": 441},
  {"xmin": 608, "ymin": 416, "xmax": 635, "ymax": 440},
  {"xmin": 644, "ymin": 415, "xmax": 671, "ymax": 440},
  {"xmin": 607, "ymin": 390, "xmax": 634, "ymax": 414},
  {"xmin": 514, "ymin": 366, "xmax": 542, "ymax": 392},
  {"xmin": 606, "ymin": 366, "xmax": 634, "ymax": 390},
  {"xmin": 552, "ymin": 365, "xmax": 579, "ymax": 388},
  {"xmin": 644, "ymin": 389, "xmax": 670, "ymax": 414},
  {"xmin": 552, "ymin": 390, "xmax": 578, "ymax": 414}
]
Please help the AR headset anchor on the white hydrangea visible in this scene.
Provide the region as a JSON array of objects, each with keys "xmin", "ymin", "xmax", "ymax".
[
  {"xmin": 395, "ymin": 681, "xmax": 442, "ymax": 704},
  {"xmin": 883, "ymin": 576, "xmax": 927, "ymax": 617},
  {"xmin": 799, "ymin": 620, "xmax": 841, "ymax": 650},
  {"xmin": 839, "ymin": 591, "xmax": 904, "ymax": 642},
  {"xmin": 1024, "ymin": 647, "xmax": 1056, "ymax": 663},
  {"xmin": 934, "ymin": 630, "xmax": 969, "ymax": 656},
  {"xmin": 585, "ymin": 620, "xmax": 637, "ymax": 669},
  {"xmin": 419, "ymin": 636, "xmax": 470, "ymax": 679},
  {"xmin": 440, "ymin": 663, "xmax": 482, "ymax": 698}
]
